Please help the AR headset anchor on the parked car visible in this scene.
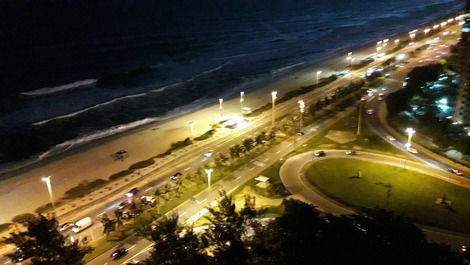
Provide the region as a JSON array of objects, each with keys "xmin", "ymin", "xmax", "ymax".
[
  {"xmin": 59, "ymin": 222, "xmax": 75, "ymax": 232},
  {"xmin": 125, "ymin": 188, "xmax": 139, "ymax": 198},
  {"xmin": 314, "ymin": 151, "xmax": 326, "ymax": 157},
  {"xmin": 297, "ymin": 131, "xmax": 305, "ymax": 136},
  {"xmin": 111, "ymin": 248, "xmax": 128, "ymax": 260},
  {"xmin": 140, "ymin": 196, "xmax": 157, "ymax": 207},
  {"xmin": 448, "ymin": 168, "xmax": 464, "ymax": 176},
  {"xmin": 72, "ymin": 217, "xmax": 93, "ymax": 233},
  {"xmin": 345, "ymin": 150, "xmax": 357, "ymax": 155},
  {"xmin": 386, "ymin": 135, "xmax": 396, "ymax": 141},
  {"xmin": 204, "ymin": 151, "xmax": 214, "ymax": 158},
  {"xmin": 170, "ymin": 172, "xmax": 182, "ymax": 180}
]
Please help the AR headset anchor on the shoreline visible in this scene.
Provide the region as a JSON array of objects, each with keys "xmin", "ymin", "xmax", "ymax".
[{"xmin": 0, "ymin": 12, "xmax": 460, "ymax": 223}]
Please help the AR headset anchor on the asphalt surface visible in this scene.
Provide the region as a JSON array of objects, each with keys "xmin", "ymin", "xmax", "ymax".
[{"xmin": 280, "ymin": 149, "xmax": 470, "ymax": 250}]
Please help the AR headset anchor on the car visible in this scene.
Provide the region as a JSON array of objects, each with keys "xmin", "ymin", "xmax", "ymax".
[
  {"xmin": 378, "ymin": 96, "xmax": 383, "ymax": 101},
  {"xmin": 386, "ymin": 135, "xmax": 396, "ymax": 141},
  {"xmin": 314, "ymin": 151, "xmax": 326, "ymax": 157},
  {"xmin": 170, "ymin": 172, "xmax": 182, "ymax": 180},
  {"xmin": 119, "ymin": 199, "xmax": 132, "ymax": 210},
  {"xmin": 121, "ymin": 210, "xmax": 135, "ymax": 220},
  {"xmin": 384, "ymin": 73, "xmax": 391, "ymax": 78},
  {"xmin": 366, "ymin": 109, "xmax": 374, "ymax": 115},
  {"xmin": 345, "ymin": 150, "xmax": 357, "ymax": 155},
  {"xmin": 59, "ymin": 222, "xmax": 75, "ymax": 232},
  {"xmin": 204, "ymin": 151, "xmax": 214, "ymax": 158},
  {"xmin": 111, "ymin": 248, "xmax": 128, "ymax": 260},
  {"xmin": 366, "ymin": 89, "xmax": 374, "ymax": 94},
  {"xmin": 140, "ymin": 196, "xmax": 156, "ymax": 207},
  {"xmin": 297, "ymin": 131, "xmax": 305, "ymax": 136},
  {"xmin": 448, "ymin": 168, "xmax": 464, "ymax": 176},
  {"xmin": 381, "ymin": 87, "xmax": 387, "ymax": 91},
  {"xmin": 408, "ymin": 148, "xmax": 419, "ymax": 154},
  {"xmin": 125, "ymin": 188, "xmax": 139, "ymax": 198},
  {"xmin": 72, "ymin": 217, "xmax": 93, "ymax": 233},
  {"xmin": 126, "ymin": 260, "xmax": 144, "ymax": 265},
  {"xmin": 360, "ymin": 97, "xmax": 367, "ymax": 102}
]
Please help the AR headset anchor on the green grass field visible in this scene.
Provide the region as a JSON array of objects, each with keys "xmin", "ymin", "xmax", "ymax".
[{"xmin": 306, "ymin": 158, "xmax": 470, "ymax": 234}]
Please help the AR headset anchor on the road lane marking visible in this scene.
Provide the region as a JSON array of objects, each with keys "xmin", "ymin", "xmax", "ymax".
[
  {"xmin": 120, "ymin": 244, "xmax": 154, "ymax": 265},
  {"xmin": 145, "ymin": 187, "xmax": 153, "ymax": 192},
  {"xmin": 184, "ymin": 167, "xmax": 191, "ymax": 171},
  {"xmin": 235, "ymin": 175, "xmax": 242, "ymax": 180},
  {"xmin": 127, "ymin": 245, "xmax": 136, "ymax": 251},
  {"xmin": 287, "ymin": 143, "xmax": 293, "ymax": 147},
  {"xmin": 179, "ymin": 212, "xmax": 187, "ymax": 217},
  {"xmin": 196, "ymin": 198, "xmax": 207, "ymax": 204}
]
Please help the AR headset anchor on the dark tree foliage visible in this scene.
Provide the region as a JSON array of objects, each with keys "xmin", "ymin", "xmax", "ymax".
[
  {"xmin": 142, "ymin": 197, "xmax": 462, "ymax": 265},
  {"xmin": 144, "ymin": 215, "xmax": 206, "ymax": 265},
  {"xmin": 2, "ymin": 215, "xmax": 92, "ymax": 265}
]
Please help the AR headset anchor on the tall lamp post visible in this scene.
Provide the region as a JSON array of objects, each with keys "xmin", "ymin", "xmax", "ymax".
[
  {"xmin": 188, "ymin": 121, "xmax": 195, "ymax": 140},
  {"xmin": 219, "ymin": 98, "xmax": 224, "ymax": 118},
  {"xmin": 298, "ymin": 100, "xmax": 305, "ymax": 131},
  {"xmin": 41, "ymin": 176, "xmax": 55, "ymax": 213},
  {"xmin": 205, "ymin": 168, "xmax": 213, "ymax": 189},
  {"xmin": 240, "ymin": 91, "xmax": 244, "ymax": 115},
  {"xmin": 405, "ymin": 127, "xmax": 416, "ymax": 150},
  {"xmin": 271, "ymin": 91, "xmax": 277, "ymax": 128},
  {"xmin": 346, "ymin": 52, "xmax": 353, "ymax": 68},
  {"xmin": 316, "ymin": 71, "xmax": 322, "ymax": 87}
]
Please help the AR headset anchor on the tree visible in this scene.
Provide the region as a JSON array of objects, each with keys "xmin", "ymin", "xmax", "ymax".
[
  {"xmin": 100, "ymin": 214, "xmax": 116, "ymax": 238},
  {"xmin": 114, "ymin": 209, "xmax": 124, "ymax": 231},
  {"xmin": 201, "ymin": 192, "xmax": 258, "ymax": 265},
  {"xmin": 242, "ymin": 138, "xmax": 254, "ymax": 152},
  {"xmin": 143, "ymin": 215, "xmax": 206, "ymax": 265},
  {"xmin": 3, "ymin": 215, "xmax": 92, "ymax": 265}
]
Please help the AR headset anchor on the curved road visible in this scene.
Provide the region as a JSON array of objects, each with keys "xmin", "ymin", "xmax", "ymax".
[{"xmin": 280, "ymin": 149, "xmax": 470, "ymax": 249}]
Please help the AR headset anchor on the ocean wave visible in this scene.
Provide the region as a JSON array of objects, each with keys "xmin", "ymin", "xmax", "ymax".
[
  {"xmin": 150, "ymin": 81, "xmax": 184, "ymax": 93},
  {"xmin": 20, "ymin": 79, "xmax": 97, "ymax": 96},
  {"xmin": 270, "ymin": 62, "xmax": 305, "ymax": 75},
  {"xmin": 195, "ymin": 60, "xmax": 231, "ymax": 78},
  {"xmin": 36, "ymin": 117, "xmax": 160, "ymax": 161},
  {"xmin": 32, "ymin": 92, "xmax": 147, "ymax": 126}
]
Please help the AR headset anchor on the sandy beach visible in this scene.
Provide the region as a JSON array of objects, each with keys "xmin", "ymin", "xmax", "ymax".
[{"xmin": 0, "ymin": 30, "xmax": 418, "ymax": 223}]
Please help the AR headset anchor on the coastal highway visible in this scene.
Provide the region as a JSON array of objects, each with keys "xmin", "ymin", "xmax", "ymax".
[
  {"xmin": 279, "ymin": 150, "xmax": 470, "ymax": 250},
  {"xmin": 1, "ymin": 15, "xmax": 466, "ymax": 265}
]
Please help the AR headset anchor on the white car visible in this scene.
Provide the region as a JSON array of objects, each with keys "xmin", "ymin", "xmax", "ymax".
[
  {"xmin": 366, "ymin": 109, "xmax": 374, "ymax": 115},
  {"xmin": 386, "ymin": 135, "xmax": 396, "ymax": 141},
  {"xmin": 360, "ymin": 97, "xmax": 367, "ymax": 102},
  {"xmin": 378, "ymin": 96, "xmax": 384, "ymax": 101},
  {"xmin": 408, "ymin": 148, "xmax": 419, "ymax": 154},
  {"xmin": 204, "ymin": 151, "xmax": 214, "ymax": 158}
]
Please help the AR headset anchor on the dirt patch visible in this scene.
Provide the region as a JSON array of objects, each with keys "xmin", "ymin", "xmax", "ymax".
[{"xmin": 325, "ymin": 130, "xmax": 357, "ymax": 144}]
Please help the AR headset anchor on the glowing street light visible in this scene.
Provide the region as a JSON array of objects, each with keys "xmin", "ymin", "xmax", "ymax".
[
  {"xmin": 188, "ymin": 121, "xmax": 195, "ymax": 140},
  {"xmin": 298, "ymin": 100, "xmax": 305, "ymax": 130},
  {"xmin": 219, "ymin": 98, "xmax": 224, "ymax": 118},
  {"xmin": 409, "ymin": 32, "xmax": 416, "ymax": 41},
  {"xmin": 316, "ymin": 70, "xmax": 322, "ymax": 86},
  {"xmin": 394, "ymin": 39, "xmax": 400, "ymax": 45},
  {"xmin": 204, "ymin": 168, "xmax": 213, "ymax": 189},
  {"xmin": 271, "ymin": 91, "xmax": 277, "ymax": 128},
  {"xmin": 424, "ymin": 28, "xmax": 431, "ymax": 35},
  {"xmin": 405, "ymin": 127, "xmax": 416, "ymax": 150},
  {"xmin": 240, "ymin": 91, "xmax": 245, "ymax": 114},
  {"xmin": 41, "ymin": 176, "xmax": 55, "ymax": 213}
]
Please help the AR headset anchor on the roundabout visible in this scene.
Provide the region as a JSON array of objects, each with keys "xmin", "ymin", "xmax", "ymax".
[{"xmin": 280, "ymin": 150, "xmax": 470, "ymax": 234}]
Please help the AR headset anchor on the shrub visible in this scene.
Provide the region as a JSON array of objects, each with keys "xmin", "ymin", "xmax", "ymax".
[
  {"xmin": 129, "ymin": 159, "xmax": 154, "ymax": 170},
  {"xmin": 65, "ymin": 179, "xmax": 109, "ymax": 198},
  {"xmin": 109, "ymin": 169, "xmax": 134, "ymax": 181},
  {"xmin": 267, "ymin": 183, "xmax": 290, "ymax": 198},
  {"xmin": 12, "ymin": 213, "xmax": 35, "ymax": 224},
  {"xmin": 194, "ymin": 129, "xmax": 216, "ymax": 141},
  {"xmin": 0, "ymin": 223, "xmax": 11, "ymax": 233}
]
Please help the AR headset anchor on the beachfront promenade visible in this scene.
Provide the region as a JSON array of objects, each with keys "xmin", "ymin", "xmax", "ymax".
[{"xmin": 0, "ymin": 14, "xmax": 467, "ymax": 265}]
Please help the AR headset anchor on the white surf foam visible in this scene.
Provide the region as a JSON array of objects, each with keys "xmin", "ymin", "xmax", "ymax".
[{"xmin": 21, "ymin": 79, "xmax": 97, "ymax": 96}]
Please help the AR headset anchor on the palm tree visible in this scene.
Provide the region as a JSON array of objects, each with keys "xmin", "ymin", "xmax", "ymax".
[{"xmin": 114, "ymin": 210, "xmax": 123, "ymax": 231}]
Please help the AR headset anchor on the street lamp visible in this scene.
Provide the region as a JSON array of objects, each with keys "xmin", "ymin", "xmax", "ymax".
[
  {"xmin": 424, "ymin": 28, "xmax": 431, "ymax": 35},
  {"xmin": 298, "ymin": 100, "xmax": 305, "ymax": 130},
  {"xmin": 271, "ymin": 91, "xmax": 277, "ymax": 128},
  {"xmin": 219, "ymin": 98, "xmax": 224, "ymax": 118},
  {"xmin": 316, "ymin": 70, "xmax": 322, "ymax": 86},
  {"xmin": 41, "ymin": 176, "xmax": 55, "ymax": 213},
  {"xmin": 394, "ymin": 39, "xmax": 400, "ymax": 46},
  {"xmin": 405, "ymin": 127, "xmax": 416, "ymax": 150},
  {"xmin": 204, "ymin": 168, "xmax": 213, "ymax": 189},
  {"xmin": 240, "ymin": 91, "xmax": 244, "ymax": 114},
  {"xmin": 409, "ymin": 32, "xmax": 416, "ymax": 41},
  {"xmin": 188, "ymin": 121, "xmax": 195, "ymax": 140}
]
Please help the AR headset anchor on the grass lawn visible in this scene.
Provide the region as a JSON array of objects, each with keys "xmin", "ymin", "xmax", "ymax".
[
  {"xmin": 305, "ymin": 158, "xmax": 470, "ymax": 234},
  {"xmin": 292, "ymin": 108, "xmax": 407, "ymax": 158},
  {"xmin": 84, "ymin": 237, "xmax": 121, "ymax": 262}
]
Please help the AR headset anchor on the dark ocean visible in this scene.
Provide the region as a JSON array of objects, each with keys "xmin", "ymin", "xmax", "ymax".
[{"xmin": 0, "ymin": 0, "xmax": 465, "ymax": 172}]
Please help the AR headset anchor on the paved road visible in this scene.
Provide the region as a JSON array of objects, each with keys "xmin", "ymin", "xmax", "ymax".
[
  {"xmin": 279, "ymin": 149, "xmax": 470, "ymax": 250},
  {"xmin": 3, "ymin": 15, "xmax": 465, "ymax": 265}
]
